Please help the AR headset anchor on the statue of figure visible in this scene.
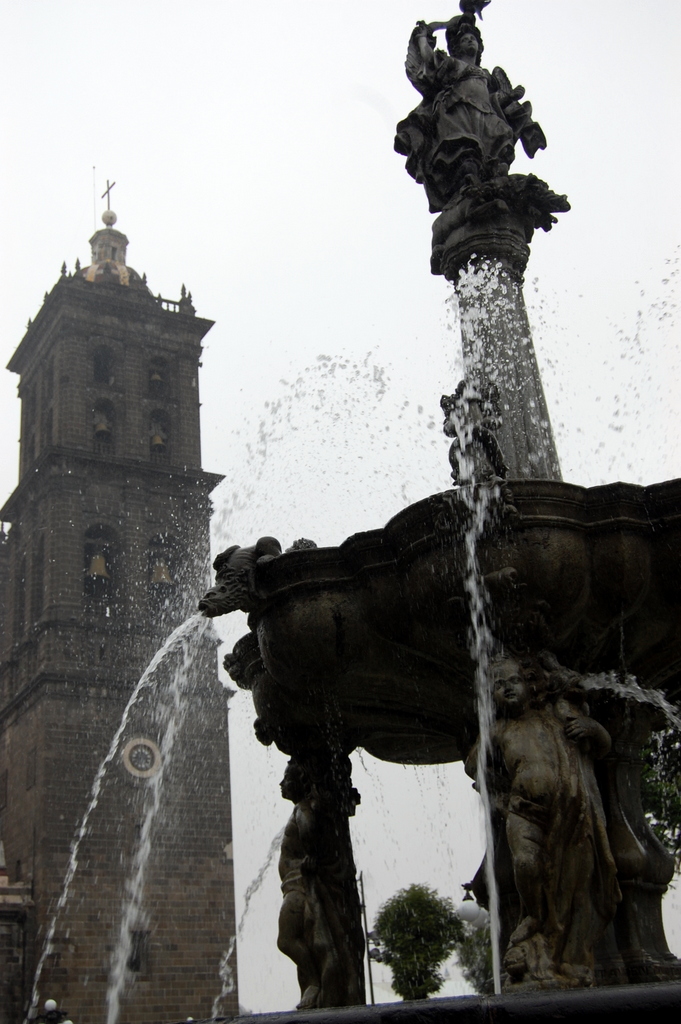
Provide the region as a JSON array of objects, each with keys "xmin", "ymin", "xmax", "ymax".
[
  {"xmin": 466, "ymin": 652, "xmax": 621, "ymax": 989},
  {"xmin": 395, "ymin": 4, "xmax": 568, "ymax": 278},
  {"xmin": 278, "ymin": 758, "xmax": 365, "ymax": 1009},
  {"xmin": 395, "ymin": 6, "xmax": 546, "ymax": 213}
]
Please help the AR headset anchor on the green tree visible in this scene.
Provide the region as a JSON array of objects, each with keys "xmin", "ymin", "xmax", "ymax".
[
  {"xmin": 641, "ymin": 727, "xmax": 681, "ymax": 872},
  {"xmin": 373, "ymin": 884, "xmax": 464, "ymax": 1000}
]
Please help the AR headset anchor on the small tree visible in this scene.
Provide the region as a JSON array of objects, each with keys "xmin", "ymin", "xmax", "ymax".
[
  {"xmin": 373, "ymin": 884, "xmax": 464, "ymax": 1000},
  {"xmin": 454, "ymin": 923, "xmax": 493, "ymax": 995},
  {"xmin": 641, "ymin": 727, "xmax": 681, "ymax": 872}
]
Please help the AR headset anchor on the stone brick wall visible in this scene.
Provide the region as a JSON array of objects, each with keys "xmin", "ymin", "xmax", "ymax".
[{"xmin": 0, "ymin": 269, "xmax": 237, "ymax": 1022}]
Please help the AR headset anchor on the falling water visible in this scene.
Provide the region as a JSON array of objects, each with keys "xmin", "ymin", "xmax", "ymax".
[
  {"xmin": 445, "ymin": 280, "xmax": 534, "ymax": 995},
  {"xmin": 457, "ymin": 481, "xmax": 502, "ymax": 995},
  {"xmin": 106, "ymin": 613, "xmax": 211, "ymax": 1024},
  {"xmin": 25, "ymin": 612, "xmax": 209, "ymax": 1024},
  {"xmin": 211, "ymin": 827, "xmax": 286, "ymax": 1016},
  {"xmin": 446, "ymin": 391, "xmax": 502, "ymax": 995},
  {"xmin": 212, "ymin": 936, "xmax": 237, "ymax": 1017}
]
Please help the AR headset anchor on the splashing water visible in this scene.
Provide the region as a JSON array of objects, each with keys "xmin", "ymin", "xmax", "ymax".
[
  {"xmin": 582, "ymin": 671, "xmax": 681, "ymax": 729},
  {"xmin": 212, "ymin": 936, "xmax": 237, "ymax": 1016},
  {"xmin": 25, "ymin": 612, "xmax": 209, "ymax": 1024},
  {"xmin": 237, "ymin": 826, "xmax": 285, "ymax": 938},
  {"xmin": 106, "ymin": 613, "xmax": 211, "ymax": 1024},
  {"xmin": 211, "ymin": 827, "xmax": 285, "ymax": 1017},
  {"xmin": 210, "ymin": 350, "xmax": 448, "ymax": 556}
]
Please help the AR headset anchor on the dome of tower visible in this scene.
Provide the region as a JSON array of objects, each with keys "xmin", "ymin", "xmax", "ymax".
[{"xmin": 76, "ymin": 211, "xmax": 151, "ymax": 292}]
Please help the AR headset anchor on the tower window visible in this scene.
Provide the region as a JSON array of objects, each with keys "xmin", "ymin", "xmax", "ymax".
[
  {"xmin": 84, "ymin": 525, "xmax": 118, "ymax": 616},
  {"xmin": 149, "ymin": 411, "xmax": 170, "ymax": 462},
  {"xmin": 93, "ymin": 400, "xmax": 115, "ymax": 454},
  {"xmin": 148, "ymin": 359, "xmax": 169, "ymax": 397},
  {"xmin": 148, "ymin": 535, "xmax": 177, "ymax": 615},
  {"xmin": 93, "ymin": 347, "xmax": 114, "ymax": 385}
]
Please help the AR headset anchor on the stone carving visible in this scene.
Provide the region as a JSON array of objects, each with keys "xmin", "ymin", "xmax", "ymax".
[
  {"xmin": 198, "ymin": 536, "xmax": 281, "ymax": 616},
  {"xmin": 395, "ymin": 3, "xmax": 569, "ymax": 279},
  {"xmin": 286, "ymin": 538, "xmax": 319, "ymax": 552},
  {"xmin": 278, "ymin": 756, "xmax": 365, "ymax": 1009},
  {"xmin": 441, "ymin": 380, "xmax": 507, "ymax": 483},
  {"xmin": 466, "ymin": 651, "xmax": 621, "ymax": 989},
  {"xmin": 431, "ymin": 174, "xmax": 570, "ymax": 276},
  {"xmin": 395, "ymin": 7, "xmax": 546, "ymax": 212}
]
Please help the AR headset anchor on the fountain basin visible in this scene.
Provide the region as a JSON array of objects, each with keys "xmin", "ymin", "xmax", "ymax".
[
  {"xmin": 233, "ymin": 478, "xmax": 681, "ymax": 764},
  {"xmin": 175, "ymin": 980, "xmax": 681, "ymax": 1024}
]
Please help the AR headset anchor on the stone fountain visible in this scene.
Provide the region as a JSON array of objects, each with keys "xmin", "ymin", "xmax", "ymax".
[{"xmin": 200, "ymin": 1, "xmax": 681, "ymax": 1011}]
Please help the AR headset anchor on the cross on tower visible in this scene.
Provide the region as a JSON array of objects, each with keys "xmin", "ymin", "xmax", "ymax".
[{"xmin": 101, "ymin": 179, "xmax": 116, "ymax": 210}]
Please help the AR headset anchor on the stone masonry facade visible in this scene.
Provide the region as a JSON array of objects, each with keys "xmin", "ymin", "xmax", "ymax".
[{"xmin": 0, "ymin": 222, "xmax": 238, "ymax": 1022}]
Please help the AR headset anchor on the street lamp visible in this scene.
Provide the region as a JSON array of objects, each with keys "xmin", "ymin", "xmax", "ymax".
[{"xmin": 36, "ymin": 999, "xmax": 72, "ymax": 1024}]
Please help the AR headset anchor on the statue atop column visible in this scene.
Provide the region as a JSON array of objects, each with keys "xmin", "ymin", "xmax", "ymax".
[
  {"xmin": 396, "ymin": 1, "xmax": 569, "ymax": 279},
  {"xmin": 396, "ymin": 2, "xmax": 566, "ymax": 480}
]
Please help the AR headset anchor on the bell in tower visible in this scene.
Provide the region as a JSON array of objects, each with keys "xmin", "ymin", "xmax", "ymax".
[
  {"xmin": 87, "ymin": 552, "xmax": 110, "ymax": 579},
  {"xmin": 150, "ymin": 416, "xmax": 169, "ymax": 454},
  {"xmin": 150, "ymin": 558, "xmax": 174, "ymax": 586},
  {"xmin": 93, "ymin": 404, "xmax": 113, "ymax": 443}
]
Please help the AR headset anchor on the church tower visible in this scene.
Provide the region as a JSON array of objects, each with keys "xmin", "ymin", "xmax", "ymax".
[{"xmin": 0, "ymin": 209, "xmax": 238, "ymax": 1021}]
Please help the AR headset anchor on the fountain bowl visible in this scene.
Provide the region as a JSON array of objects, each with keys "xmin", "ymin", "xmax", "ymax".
[{"xmin": 230, "ymin": 478, "xmax": 681, "ymax": 765}]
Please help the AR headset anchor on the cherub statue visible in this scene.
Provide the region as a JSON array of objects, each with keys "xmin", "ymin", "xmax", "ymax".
[
  {"xmin": 466, "ymin": 651, "xmax": 621, "ymax": 989},
  {"xmin": 395, "ymin": 3, "xmax": 546, "ymax": 213},
  {"xmin": 277, "ymin": 758, "xmax": 365, "ymax": 1009}
]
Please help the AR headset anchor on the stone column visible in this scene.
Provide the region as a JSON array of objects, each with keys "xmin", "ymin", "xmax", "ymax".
[
  {"xmin": 453, "ymin": 258, "xmax": 561, "ymax": 480},
  {"xmin": 432, "ymin": 177, "xmax": 567, "ymax": 482}
]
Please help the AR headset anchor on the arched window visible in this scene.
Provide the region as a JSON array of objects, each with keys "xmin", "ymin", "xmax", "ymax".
[
  {"xmin": 148, "ymin": 358, "xmax": 169, "ymax": 397},
  {"xmin": 148, "ymin": 535, "xmax": 178, "ymax": 618},
  {"xmin": 93, "ymin": 400, "xmax": 115, "ymax": 454},
  {"xmin": 93, "ymin": 347, "xmax": 114, "ymax": 385},
  {"xmin": 84, "ymin": 525, "xmax": 118, "ymax": 616},
  {"xmin": 149, "ymin": 410, "xmax": 170, "ymax": 462},
  {"xmin": 148, "ymin": 535, "xmax": 176, "ymax": 588}
]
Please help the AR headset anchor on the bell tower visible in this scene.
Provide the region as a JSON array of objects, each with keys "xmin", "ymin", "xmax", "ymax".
[{"xmin": 0, "ymin": 210, "xmax": 238, "ymax": 1021}]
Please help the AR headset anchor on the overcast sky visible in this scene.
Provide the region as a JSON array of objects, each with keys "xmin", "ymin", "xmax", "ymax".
[{"xmin": 1, "ymin": 0, "xmax": 680, "ymax": 1013}]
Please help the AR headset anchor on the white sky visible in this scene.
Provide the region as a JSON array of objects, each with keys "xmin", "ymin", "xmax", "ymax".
[{"xmin": 1, "ymin": 0, "xmax": 680, "ymax": 1014}]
